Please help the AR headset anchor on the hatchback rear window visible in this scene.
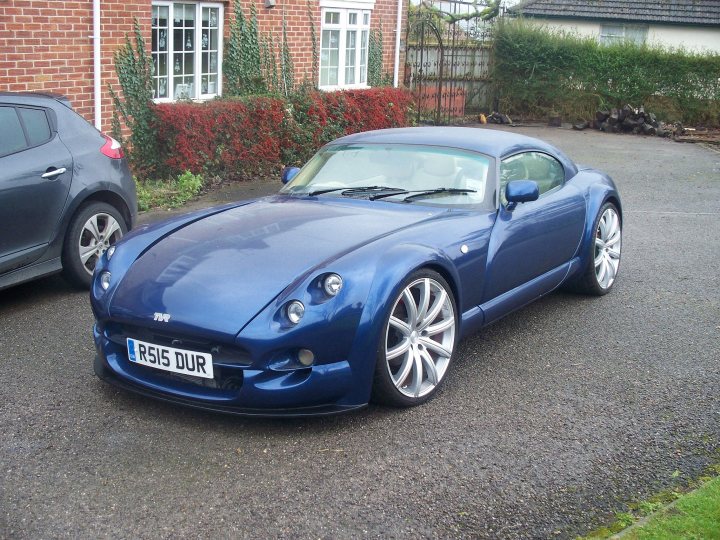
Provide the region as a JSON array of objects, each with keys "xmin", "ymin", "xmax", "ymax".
[
  {"xmin": 18, "ymin": 107, "xmax": 52, "ymax": 146},
  {"xmin": 0, "ymin": 107, "xmax": 27, "ymax": 156}
]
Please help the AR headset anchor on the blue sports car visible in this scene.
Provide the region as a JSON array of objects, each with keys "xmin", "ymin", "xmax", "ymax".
[{"xmin": 91, "ymin": 127, "xmax": 622, "ymax": 416}]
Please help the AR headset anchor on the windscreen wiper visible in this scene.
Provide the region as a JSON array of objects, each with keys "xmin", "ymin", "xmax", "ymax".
[
  {"xmin": 308, "ymin": 185, "xmax": 407, "ymax": 197},
  {"xmin": 402, "ymin": 188, "xmax": 476, "ymax": 202}
]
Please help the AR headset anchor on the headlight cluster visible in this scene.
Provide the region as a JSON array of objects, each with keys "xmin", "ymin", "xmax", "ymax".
[{"xmin": 283, "ymin": 273, "xmax": 343, "ymax": 325}]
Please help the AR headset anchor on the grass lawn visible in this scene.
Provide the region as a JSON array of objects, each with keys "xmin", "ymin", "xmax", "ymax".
[{"xmin": 621, "ymin": 476, "xmax": 720, "ymax": 539}]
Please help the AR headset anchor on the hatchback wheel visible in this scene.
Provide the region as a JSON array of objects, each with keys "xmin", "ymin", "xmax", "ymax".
[{"xmin": 62, "ymin": 202, "xmax": 127, "ymax": 288}]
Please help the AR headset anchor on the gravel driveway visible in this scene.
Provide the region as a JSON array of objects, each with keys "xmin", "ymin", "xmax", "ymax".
[{"xmin": 1, "ymin": 126, "xmax": 718, "ymax": 539}]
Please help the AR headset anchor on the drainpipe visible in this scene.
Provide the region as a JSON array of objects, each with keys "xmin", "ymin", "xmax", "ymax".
[
  {"xmin": 92, "ymin": 0, "xmax": 101, "ymax": 129},
  {"xmin": 392, "ymin": 0, "xmax": 402, "ymax": 87}
]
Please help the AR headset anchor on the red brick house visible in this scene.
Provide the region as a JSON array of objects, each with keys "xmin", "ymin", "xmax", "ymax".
[{"xmin": 0, "ymin": 0, "xmax": 406, "ymax": 132}]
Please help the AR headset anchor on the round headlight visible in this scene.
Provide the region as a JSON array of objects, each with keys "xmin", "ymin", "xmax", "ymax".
[
  {"xmin": 106, "ymin": 245, "xmax": 116, "ymax": 260},
  {"xmin": 323, "ymin": 273, "xmax": 343, "ymax": 296},
  {"xmin": 100, "ymin": 271, "xmax": 112, "ymax": 291},
  {"xmin": 286, "ymin": 300, "xmax": 305, "ymax": 324}
]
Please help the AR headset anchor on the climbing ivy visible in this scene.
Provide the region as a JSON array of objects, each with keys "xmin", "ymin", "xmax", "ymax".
[
  {"xmin": 224, "ymin": 0, "xmax": 265, "ymax": 96},
  {"xmin": 368, "ymin": 27, "xmax": 392, "ymax": 87},
  {"xmin": 281, "ymin": 18, "xmax": 295, "ymax": 96},
  {"xmin": 110, "ymin": 19, "xmax": 157, "ymax": 175}
]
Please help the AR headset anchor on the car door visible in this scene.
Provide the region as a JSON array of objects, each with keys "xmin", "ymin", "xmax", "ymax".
[
  {"xmin": 0, "ymin": 105, "xmax": 73, "ymax": 274},
  {"xmin": 482, "ymin": 151, "xmax": 586, "ymax": 308}
]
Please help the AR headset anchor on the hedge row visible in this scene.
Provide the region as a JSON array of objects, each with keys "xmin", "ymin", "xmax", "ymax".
[
  {"xmin": 152, "ymin": 88, "xmax": 413, "ymax": 180},
  {"xmin": 493, "ymin": 20, "xmax": 720, "ymax": 126}
]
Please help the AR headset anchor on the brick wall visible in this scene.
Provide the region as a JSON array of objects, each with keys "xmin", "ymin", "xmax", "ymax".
[
  {"xmin": 1, "ymin": 0, "xmax": 405, "ymax": 132},
  {"xmin": 0, "ymin": 0, "xmax": 150, "ymax": 131}
]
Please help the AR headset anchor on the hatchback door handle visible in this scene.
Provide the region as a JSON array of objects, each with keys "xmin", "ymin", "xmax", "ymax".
[{"xmin": 41, "ymin": 167, "xmax": 67, "ymax": 179}]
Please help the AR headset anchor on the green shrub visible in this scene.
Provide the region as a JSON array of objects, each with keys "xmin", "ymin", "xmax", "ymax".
[
  {"xmin": 136, "ymin": 171, "xmax": 204, "ymax": 210},
  {"xmin": 492, "ymin": 19, "xmax": 720, "ymax": 125}
]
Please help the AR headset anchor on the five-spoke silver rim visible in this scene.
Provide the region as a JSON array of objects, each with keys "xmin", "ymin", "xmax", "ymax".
[
  {"xmin": 385, "ymin": 277, "xmax": 456, "ymax": 398},
  {"xmin": 594, "ymin": 207, "xmax": 621, "ymax": 289},
  {"xmin": 79, "ymin": 213, "xmax": 123, "ymax": 275}
]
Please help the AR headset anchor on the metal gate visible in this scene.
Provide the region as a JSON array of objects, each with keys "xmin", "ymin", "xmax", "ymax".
[{"xmin": 406, "ymin": 1, "xmax": 495, "ymax": 125}]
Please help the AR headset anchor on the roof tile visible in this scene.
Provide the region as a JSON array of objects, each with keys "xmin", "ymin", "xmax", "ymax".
[{"xmin": 510, "ymin": 0, "xmax": 720, "ymax": 26}]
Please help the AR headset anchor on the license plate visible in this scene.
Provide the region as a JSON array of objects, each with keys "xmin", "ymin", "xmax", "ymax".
[{"xmin": 126, "ymin": 338, "xmax": 214, "ymax": 379}]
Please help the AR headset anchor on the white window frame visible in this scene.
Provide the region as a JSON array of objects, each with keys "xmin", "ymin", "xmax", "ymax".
[
  {"xmin": 151, "ymin": 1, "xmax": 224, "ymax": 102},
  {"xmin": 319, "ymin": 6, "xmax": 372, "ymax": 90},
  {"xmin": 599, "ymin": 24, "xmax": 647, "ymax": 46}
]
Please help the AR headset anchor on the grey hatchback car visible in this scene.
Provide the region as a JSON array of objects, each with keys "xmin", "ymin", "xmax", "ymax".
[{"xmin": 0, "ymin": 92, "xmax": 137, "ymax": 290}]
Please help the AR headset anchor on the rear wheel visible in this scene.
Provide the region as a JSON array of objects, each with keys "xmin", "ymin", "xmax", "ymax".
[
  {"xmin": 569, "ymin": 202, "xmax": 622, "ymax": 295},
  {"xmin": 62, "ymin": 202, "xmax": 127, "ymax": 288},
  {"xmin": 372, "ymin": 269, "xmax": 458, "ymax": 407}
]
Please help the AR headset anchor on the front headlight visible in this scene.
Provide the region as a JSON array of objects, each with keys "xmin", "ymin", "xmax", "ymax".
[
  {"xmin": 99, "ymin": 271, "xmax": 112, "ymax": 291},
  {"xmin": 323, "ymin": 273, "xmax": 343, "ymax": 296},
  {"xmin": 106, "ymin": 245, "xmax": 116, "ymax": 260},
  {"xmin": 286, "ymin": 300, "xmax": 305, "ymax": 324}
]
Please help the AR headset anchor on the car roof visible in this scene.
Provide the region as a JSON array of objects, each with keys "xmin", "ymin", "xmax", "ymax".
[
  {"xmin": 330, "ymin": 127, "xmax": 577, "ymax": 172},
  {"xmin": 0, "ymin": 91, "xmax": 72, "ymax": 108}
]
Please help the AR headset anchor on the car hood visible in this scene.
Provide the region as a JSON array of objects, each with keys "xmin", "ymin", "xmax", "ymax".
[{"xmin": 108, "ymin": 196, "xmax": 446, "ymax": 340}]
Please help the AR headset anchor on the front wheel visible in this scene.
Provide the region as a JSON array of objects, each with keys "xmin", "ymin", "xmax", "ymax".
[
  {"xmin": 62, "ymin": 202, "xmax": 127, "ymax": 288},
  {"xmin": 569, "ymin": 202, "xmax": 622, "ymax": 295},
  {"xmin": 372, "ymin": 269, "xmax": 459, "ymax": 407}
]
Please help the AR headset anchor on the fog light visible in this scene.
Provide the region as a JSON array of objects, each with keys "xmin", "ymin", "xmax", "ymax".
[
  {"xmin": 106, "ymin": 245, "xmax": 116, "ymax": 260},
  {"xmin": 298, "ymin": 349, "xmax": 314, "ymax": 366},
  {"xmin": 323, "ymin": 273, "xmax": 343, "ymax": 296},
  {"xmin": 286, "ymin": 300, "xmax": 305, "ymax": 324},
  {"xmin": 100, "ymin": 272, "xmax": 111, "ymax": 291}
]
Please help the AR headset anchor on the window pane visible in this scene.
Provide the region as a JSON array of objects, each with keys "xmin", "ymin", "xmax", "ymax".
[
  {"xmin": 325, "ymin": 11, "xmax": 339, "ymax": 24},
  {"xmin": 17, "ymin": 109, "xmax": 50, "ymax": 146},
  {"xmin": 363, "ymin": 12, "xmax": 369, "ymax": 25},
  {"xmin": 625, "ymin": 26, "xmax": 647, "ymax": 45},
  {"xmin": 360, "ymin": 30, "xmax": 368, "ymax": 83},
  {"xmin": 0, "ymin": 107, "xmax": 27, "ymax": 155},
  {"xmin": 152, "ymin": 5, "xmax": 169, "ymax": 99},
  {"xmin": 321, "ymin": 29, "xmax": 340, "ymax": 85},
  {"xmin": 348, "ymin": 12, "xmax": 357, "ymax": 25},
  {"xmin": 345, "ymin": 31, "xmax": 356, "ymax": 84}
]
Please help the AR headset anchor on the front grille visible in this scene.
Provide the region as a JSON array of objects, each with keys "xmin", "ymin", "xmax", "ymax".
[
  {"xmin": 104, "ymin": 322, "xmax": 253, "ymax": 366},
  {"xmin": 103, "ymin": 322, "xmax": 250, "ymax": 391}
]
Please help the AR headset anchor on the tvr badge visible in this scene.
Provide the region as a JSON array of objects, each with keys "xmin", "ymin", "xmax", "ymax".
[{"xmin": 153, "ymin": 312, "xmax": 171, "ymax": 322}]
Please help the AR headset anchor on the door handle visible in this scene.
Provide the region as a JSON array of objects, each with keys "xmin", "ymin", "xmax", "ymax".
[{"xmin": 41, "ymin": 167, "xmax": 67, "ymax": 179}]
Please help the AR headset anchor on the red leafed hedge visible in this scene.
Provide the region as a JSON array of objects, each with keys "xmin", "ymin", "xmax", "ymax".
[{"xmin": 152, "ymin": 87, "xmax": 413, "ymax": 180}]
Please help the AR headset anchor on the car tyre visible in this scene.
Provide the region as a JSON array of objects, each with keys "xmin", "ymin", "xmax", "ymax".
[
  {"xmin": 62, "ymin": 202, "xmax": 127, "ymax": 288},
  {"xmin": 567, "ymin": 201, "xmax": 622, "ymax": 296},
  {"xmin": 372, "ymin": 269, "xmax": 459, "ymax": 407}
]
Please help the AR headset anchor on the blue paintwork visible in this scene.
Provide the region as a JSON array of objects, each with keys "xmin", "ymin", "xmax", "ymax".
[
  {"xmin": 506, "ymin": 180, "xmax": 539, "ymax": 204},
  {"xmin": 91, "ymin": 127, "xmax": 621, "ymax": 416},
  {"xmin": 281, "ymin": 166, "xmax": 300, "ymax": 184}
]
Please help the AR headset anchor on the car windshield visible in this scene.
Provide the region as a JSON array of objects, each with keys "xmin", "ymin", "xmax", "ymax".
[{"xmin": 280, "ymin": 143, "xmax": 495, "ymax": 209}]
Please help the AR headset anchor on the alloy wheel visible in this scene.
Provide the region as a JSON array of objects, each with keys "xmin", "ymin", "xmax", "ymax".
[
  {"xmin": 594, "ymin": 207, "xmax": 621, "ymax": 289},
  {"xmin": 385, "ymin": 277, "xmax": 456, "ymax": 398},
  {"xmin": 78, "ymin": 213, "xmax": 123, "ymax": 275}
]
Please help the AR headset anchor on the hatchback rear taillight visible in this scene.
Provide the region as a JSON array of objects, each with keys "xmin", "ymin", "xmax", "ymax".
[{"xmin": 100, "ymin": 134, "xmax": 124, "ymax": 159}]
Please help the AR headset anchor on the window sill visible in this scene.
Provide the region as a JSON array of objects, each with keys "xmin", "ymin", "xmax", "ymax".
[
  {"xmin": 153, "ymin": 94, "xmax": 220, "ymax": 104},
  {"xmin": 318, "ymin": 84, "xmax": 370, "ymax": 92}
]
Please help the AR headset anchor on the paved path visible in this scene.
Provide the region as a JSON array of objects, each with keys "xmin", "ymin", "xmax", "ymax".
[{"xmin": 1, "ymin": 126, "xmax": 718, "ymax": 538}]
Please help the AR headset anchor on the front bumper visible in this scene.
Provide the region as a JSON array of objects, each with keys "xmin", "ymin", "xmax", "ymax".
[{"xmin": 93, "ymin": 325, "xmax": 366, "ymax": 417}]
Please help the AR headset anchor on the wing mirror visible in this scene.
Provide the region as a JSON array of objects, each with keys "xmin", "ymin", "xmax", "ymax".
[
  {"xmin": 281, "ymin": 166, "xmax": 300, "ymax": 184},
  {"xmin": 505, "ymin": 180, "xmax": 539, "ymax": 210}
]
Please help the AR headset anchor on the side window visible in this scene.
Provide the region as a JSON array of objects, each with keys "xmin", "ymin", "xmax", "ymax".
[
  {"xmin": 499, "ymin": 152, "xmax": 565, "ymax": 204},
  {"xmin": 17, "ymin": 107, "xmax": 52, "ymax": 146},
  {"xmin": 0, "ymin": 107, "xmax": 28, "ymax": 157}
]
